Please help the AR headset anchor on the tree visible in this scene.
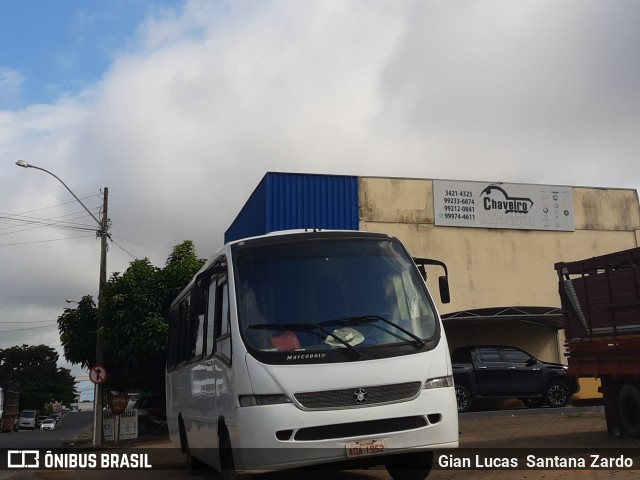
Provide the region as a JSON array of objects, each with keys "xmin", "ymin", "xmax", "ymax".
[
  {"xmin": 0, "ymin": 345, "xmax": 77, "ymax": 410},
  {"xmin": 57, "ymin": 295, "xmax": 98, "ymax": 369},
  {"xmin": 57, "ymin": 240, "xmax": 205, "ymax": 394}
]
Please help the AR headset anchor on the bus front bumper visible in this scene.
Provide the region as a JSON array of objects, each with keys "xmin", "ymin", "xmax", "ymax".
[{"xmin": 230, "ymin": 386, "xmax": 458, "ymax": 472}]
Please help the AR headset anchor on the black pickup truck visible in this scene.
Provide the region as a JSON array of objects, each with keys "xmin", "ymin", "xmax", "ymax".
[{"xmin": 452, "ymin": 345, "xmax": 580, "ymax": 413}]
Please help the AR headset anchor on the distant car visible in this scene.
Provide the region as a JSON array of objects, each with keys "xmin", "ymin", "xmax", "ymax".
[
  {"xmin": 452, "ymin": 345, "xmax": 580, "ymax": 413},
  {"xmin": 40, "ymin": 418, "xmax": 56, "ymax": 431},
  {"xmin": 133, "ymin": 395, "xmax": 166, "ymax": 435},
  {"xmin": 132, "ymin": 395, "xmax": 165, "ymax": 418},
  {"xmin": 51, "ymin": 412, "xmax": 61, "ymax": 423},
  {"xmin": 37, "ymin": 415, "xmax": 48, "ymax": 427}
]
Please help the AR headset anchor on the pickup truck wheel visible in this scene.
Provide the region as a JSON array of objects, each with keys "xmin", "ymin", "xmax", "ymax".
[
  {"xmin": 545, "ymin": 381, "xmax": 570, "ymax": 407},
  {"xmin": 456, "ymin": 385, "xmax": 472, "ymax": 413},
  {"xmin": 618, "ymin": 384, "xmax": 640, "ymax": 438},
  {"xmin": 522, "ymin": 398, "xmax": 545, "ymax": 408}
]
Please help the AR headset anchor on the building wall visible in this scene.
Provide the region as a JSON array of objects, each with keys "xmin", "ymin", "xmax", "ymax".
[
  {"xmin": 228, "ymin": 173, "xmax": 639, "ymax": 401},
  {"xmin": 359, "ymin": 177, "xmax": 640, "ymax": 314},
  {"xmin": 225, "ymin": 172, "xmax": 358, "ymax": 243},
  {"xmin": 359, "ymin": 177, "xmax": 639, "ymax": 400}
]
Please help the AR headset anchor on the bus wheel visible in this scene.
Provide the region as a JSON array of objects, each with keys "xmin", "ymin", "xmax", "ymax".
[
  {"xmin": 385, "ymin": 451, "xmax": 433, "ymax": 480},
  {"xmin": 178, "ymin": 413, "xmax": 189, "ymax": 454},
  {"xmin": 187, "ymin": 453, "xmax": 210, "ymax": 476},
  {"xmin": 220, "ymin": 431, "xmax": 240, "ymax": 480},
  {"xmin": 618, "ymin": 384, "xmax": 640, "ymax": 438}
]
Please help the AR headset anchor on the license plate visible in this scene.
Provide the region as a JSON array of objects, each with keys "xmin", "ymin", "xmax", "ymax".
[{"xmin": 346, "ymin": 439, "xmax": 386, "ymax": 457}]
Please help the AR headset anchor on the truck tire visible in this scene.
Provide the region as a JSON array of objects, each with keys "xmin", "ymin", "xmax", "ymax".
[
  {"xmin": 545, "ymin": 381, "xmax": 570, "ymax": 407},
  {"xmin": 456, "ymin": 385, "xmax": 472, "ymax": 413},
  {"xmin": 618, "ymin": 384, "xmax": 640, "ymax": 438}
]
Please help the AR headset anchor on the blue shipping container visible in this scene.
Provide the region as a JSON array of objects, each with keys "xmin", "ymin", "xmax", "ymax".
[{"xmin": 225, "ymin": 172, "xmax": 359, "ymax": 243}]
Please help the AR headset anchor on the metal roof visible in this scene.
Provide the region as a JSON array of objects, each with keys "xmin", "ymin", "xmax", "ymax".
[{"xmin": 441, "ymin": 306, "xmax": 564, "ymax": 329}]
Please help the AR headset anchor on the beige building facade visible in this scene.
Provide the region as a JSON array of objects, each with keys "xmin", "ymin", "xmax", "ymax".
[
  {"xmin": 229, "ymin": 172, "xmax": 640, "ymax": 400},
  {"xmin": 358, "ymin": 177, "xmax": 640, "ymax": 398}
]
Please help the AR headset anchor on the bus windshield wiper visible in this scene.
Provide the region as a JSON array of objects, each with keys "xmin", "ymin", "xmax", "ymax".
[
  {"xmin": 318, "ymin": 315, "xmax": 427, "ymax": 347},
  {"xmin": 248, "ymin": 323, "xmax": 363, "ymax": 358}
]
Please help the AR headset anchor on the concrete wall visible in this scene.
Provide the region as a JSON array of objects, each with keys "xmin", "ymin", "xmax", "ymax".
[
  {"xmin": 359, "ymin": 177, "xmax": 639, "ymax": 400},
  {"xmin": 358, "ymin": 177, "xmax": 640, "ymax": 314}
]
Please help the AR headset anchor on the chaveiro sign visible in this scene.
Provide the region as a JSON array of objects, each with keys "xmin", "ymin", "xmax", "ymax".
[{"xmin": 433, "ymin": 179, "xmax": 575, "ymax": 232}]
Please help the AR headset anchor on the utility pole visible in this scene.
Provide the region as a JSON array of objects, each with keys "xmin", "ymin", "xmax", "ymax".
[
  {"xmin": 15, "ymin": 161, "xmax": 111, "ymax": 446},
  {"xmin": 93, "ymin": 187, "xmax": 109, "ymax": 446}
]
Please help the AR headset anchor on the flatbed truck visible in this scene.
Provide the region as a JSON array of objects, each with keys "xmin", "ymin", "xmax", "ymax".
[
  {"xmin": 0, "ymin": 381, "xmax": 20, "ymax": 432},
  {"xmin": 555, "ymin": 246, "xmax": 640, "ymax": 437}
]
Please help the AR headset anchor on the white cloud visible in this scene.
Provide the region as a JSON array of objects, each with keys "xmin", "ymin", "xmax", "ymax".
[
  {"xmin": 0, "ymin": 67, "xmax": 24, "ymax": 107},
  {"xmin": 1, "ymin": 0, "xmax": 639, "ymax": 371}
]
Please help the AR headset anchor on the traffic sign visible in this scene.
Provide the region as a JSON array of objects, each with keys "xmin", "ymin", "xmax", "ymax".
[
  {"xmin": 89, "ymin": 365, "xmax": 108, "ymax": 385},
  {"xmin": 107, "ymin": 393, "xmax": 130, "ymax": 415}
]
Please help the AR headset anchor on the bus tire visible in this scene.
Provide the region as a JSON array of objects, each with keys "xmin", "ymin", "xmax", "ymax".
[
  {"xmin": 186, "ymin": 453, "xmax": 211, "ymax": 476},
  {"xmin": 178, "ymin": 413, "xmax": 189, "ymax": 454},
  {"xmin": 219, "ymin": 429, "xmax": 240, "ymax": 480},
  {"xmin": 618, "ymin": 384, "xmax": 640, "ymax": 438},
  {"xmin": 385, "ymin": 451, "xmax": 433, "ymax": 480}
]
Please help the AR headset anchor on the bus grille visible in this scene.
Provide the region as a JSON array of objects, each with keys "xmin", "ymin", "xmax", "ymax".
[{"xmin": 293, "ymin": 381, "xmax": 422, "ymax": 410}]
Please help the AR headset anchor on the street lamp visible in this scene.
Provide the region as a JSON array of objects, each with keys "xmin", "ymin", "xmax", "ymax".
[{"xmin": 16, "ymin": 160, "xmax": 109, "ymax": 446}]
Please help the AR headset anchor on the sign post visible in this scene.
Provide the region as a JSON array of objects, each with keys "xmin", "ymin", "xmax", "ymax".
[
  {"xmin": 89, "ymin": 365, "xmax": 108, "ymax": 443},
  {"xmin": 107, "ymin": 393, "xmax": 130, "ymax": 444}
]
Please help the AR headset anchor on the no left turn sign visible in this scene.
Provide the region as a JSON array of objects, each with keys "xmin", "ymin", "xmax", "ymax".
[{"xmin": 89, "ymin": 365, "xmax": 108, "ymax": 384}]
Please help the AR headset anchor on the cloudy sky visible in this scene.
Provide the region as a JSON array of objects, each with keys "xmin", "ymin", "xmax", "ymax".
[{"xmin": 1, "ymin": 0, "xmax": 639, "ymax": 400}]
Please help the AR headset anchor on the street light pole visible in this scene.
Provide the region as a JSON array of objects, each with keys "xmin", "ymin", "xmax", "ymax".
[
  {"xmin": 15, "ymin": 160, "xmax": 109, "ymax": 446},
  {"xmin": 94, "ymin": 186, "xmax": 108, "ymax": 445}
]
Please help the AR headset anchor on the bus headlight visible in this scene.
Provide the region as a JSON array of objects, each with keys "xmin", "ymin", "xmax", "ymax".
[
  {"xmin": 423, "ymin": 375, "xmax": 454, "ymax": 389},
  {"xmin": 239, "ymin": 394, "xmax": 292, "ymax": 407}
]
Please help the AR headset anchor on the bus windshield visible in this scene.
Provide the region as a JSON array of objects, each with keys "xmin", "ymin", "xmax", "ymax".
[{"xmin": 234, "ymin": 236, "xmax": 438, "ymax": 357}]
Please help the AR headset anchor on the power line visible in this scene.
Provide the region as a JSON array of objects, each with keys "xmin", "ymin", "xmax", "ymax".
[
  {"xmin": 0, "ymin": 324, "xmax": 59, "ymax": 333},
  {"xmin": 0, "ymin": 319, "xmax": 56, "ymax": 324},
  {"xmin": 13, "ymin": 194, "xmax": 102, "ymax": 215},
  {"xmin": 0, "ymin": 234, "xmax": 95, "ymax": 247},
  {"xmin": 0, "ymin": 194, "xmax": 103, "ymax": 238},
  {"xmin": 0, "ymin": 210, "xmax": 100, "ymax": 234},
  {"xmin": 110, "ymin": 237, "xmax": 139, "ymax": 260}
]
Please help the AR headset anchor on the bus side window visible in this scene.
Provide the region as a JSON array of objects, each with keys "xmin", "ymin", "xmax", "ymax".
[
  {"xmin": 188, "ymin": 283, "xmax": 206, "ymax": 362},
  {"xmin": 176, "ymin": 294, "xmax": 191, "ymax": 366},
  {"xmin": 167, "ymin": 308, "xmax": 179, "ymax": 369},
  {"xmin": 206, "ymin": 276, "xmax": 218, "ymax": 357},
  {"xmin": 215, "ymin": 281, "xmax": 231, "ymax": 362}
]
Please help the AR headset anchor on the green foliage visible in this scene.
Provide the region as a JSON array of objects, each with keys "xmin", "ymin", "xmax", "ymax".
[
  {"xmin": 57, "ymin": 295, "xmax": 98, "ymax": 369},
  {"xmin": 163, "ymin": 240, "xmax": 205, "ymax": 310},
  {"xmin": 57, "ymin": 240, "xmax": 205, "ymax": 394},
  {"xmin": 0, "ymin": 345, "xmax": 77, "ymax": 410}
]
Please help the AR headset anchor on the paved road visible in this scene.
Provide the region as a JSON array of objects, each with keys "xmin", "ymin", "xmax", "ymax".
[
  {"xmin": 2, "ymin": 406, "xmax": 638, "ymax": 480},
  {"xmin": 0, "ymin": 412, "xmax": 92, "ymax": 450}
]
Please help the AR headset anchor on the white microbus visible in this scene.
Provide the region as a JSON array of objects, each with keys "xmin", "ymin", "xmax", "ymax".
[{"xmin": 166, "ymin": 230, "xmax": 458, "ymax": 479}]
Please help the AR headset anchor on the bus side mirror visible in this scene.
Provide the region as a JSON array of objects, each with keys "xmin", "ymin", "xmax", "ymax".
[
  {"xmin": 439, "ymin": 276, "xmax": 451, "ymax": 304},
  {"xmin": 417, "ymin": 264, "xmax": 427, "ymax": 281}
]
